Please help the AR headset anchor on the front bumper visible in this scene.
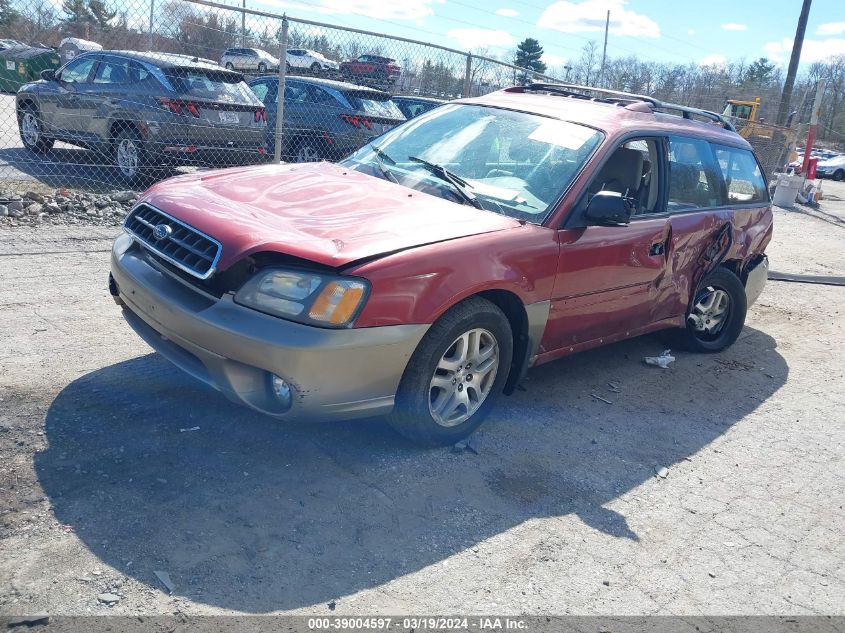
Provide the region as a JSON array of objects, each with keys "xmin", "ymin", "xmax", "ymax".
[{"xmin": 110, "ymin": 234, "xmax": 428, "ymax": 420}]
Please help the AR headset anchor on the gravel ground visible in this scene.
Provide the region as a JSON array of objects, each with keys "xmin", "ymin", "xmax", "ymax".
[{"xmin": 0, "ymin": 181, "xmax": 843, "ymax": 616}]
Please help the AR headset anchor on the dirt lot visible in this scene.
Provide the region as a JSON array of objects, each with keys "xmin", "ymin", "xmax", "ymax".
[{"xmin": 1, "ymin": 181, "xmax": 844, "ymax": 616}]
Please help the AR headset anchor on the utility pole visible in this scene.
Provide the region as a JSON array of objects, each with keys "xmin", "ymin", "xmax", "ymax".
[
  {"xmin": 564, "ymin": 64, "xmax": 572, "ymax": 81},
  {"xmin": 598, "ymin": 10, "xmax": 609, "ymax": 88},
  {"xmin": 776, "ymin": 0, "xmax": 812, "ymax": 125},
  {"xmin": 148, "ymin": 0, "xmax": 154, "ymax": 50},
  {"xmin": 802, "ymin": 80, "xmax": 825, "ymax": 175},
  {"xmin": 241, "ymin": 0, "xmax": 246, "ymax": 47}
]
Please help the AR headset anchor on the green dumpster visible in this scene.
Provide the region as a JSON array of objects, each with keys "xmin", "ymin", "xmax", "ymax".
[{"xmin": 0, "ymin": 46, "xmax": 60, "ymax": 93}]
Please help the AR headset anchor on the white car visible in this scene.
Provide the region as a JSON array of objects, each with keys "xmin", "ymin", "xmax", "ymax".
[
  {"xmin": 286, "ymin": 48, "xmax": 339, "ymax": 74},
  {"xmin": 220, "ymin": 48, "xmax": 280, "ymax": 73},
  {"xmin": 816, "ymin": 155, "xmax": 845, "ymax": 181}
]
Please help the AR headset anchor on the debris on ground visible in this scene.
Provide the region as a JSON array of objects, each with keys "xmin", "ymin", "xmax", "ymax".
[
  {"xmin": 644, "ymin": 350, "xmax": 676, "ymax": 369},
  {"xmin": 465, "ymin": 434, "xmax": 482, "ymax": 454},
  {"xmin": 590, "ymin": 392, "xmax": 613, "ymax": 404},
  {"xmin": 655, "ymin": 466, "xmax": 670, "ymax": 479},
  {"xmin": 6, "ymin": 615, "xmax": 50, "ymax": 628},
  {"xmin": 96, "ymin": 593, "xmax": 120, "ymax": 605},
  {"xmin": 607, "ymin": 382, "xmax": 621, "ymax": 393},
  {"xmin": 0, "ymin": 187, "xmax": 137, "ymax": 228},
  {"xmin": 154, "ymin": 570, "xmax": 175, "ymax": 594},
  {"xmin": 179, "ymin": 426, "xmax": 200, "ymax": 433},
  {"xmin": 328, "ymin": 600, "xmax": 337, "ymax": 611}
]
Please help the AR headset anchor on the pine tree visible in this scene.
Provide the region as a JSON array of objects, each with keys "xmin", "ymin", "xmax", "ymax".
[
  {"xmin": 0, "ymin": 0, "xmax": 20, "ymax": 28},
  {"xmin": 87, "ymin": 0, "xmax": 115, "ymax": 29},
  {"xmin": 61, "ymin": 0, "xmax": 92, "ymax": 24},
  {"xmin": 514, "ymin": 37, "xmax": 547, "ymax": 83}
]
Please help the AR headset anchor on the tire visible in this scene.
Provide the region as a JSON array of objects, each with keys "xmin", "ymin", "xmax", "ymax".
[
  {"xmin": 680, "ymin": 267, "xmax": 747, "ymax": 353},
  {"xmin": 224, "ymin": 62, "xmax": 234, "ymax": 70},
  {"xmin": 310, "ymin": 62, "xmax": 321, "ymax": 74},
  {"xmin": 833, "ymin": 169, "xmax": 845, "ymax": 182},
  {"xmin": 387, "ymin": 296, "xmax": 513, "ymax": 446},
  {"xmin": 18, "ymin": 104, "xmax": 54, "ymax": 153},
  {"xmin": 257, "ymin": 62, "xmax": 267, "ymax": 73},
  {"xmin": 113, "ymin": 126, "xmax": 145, "ymax": 185},
  {"xmin": 294, "ymin": 139, "xmax": 324, "ymax": 163}
]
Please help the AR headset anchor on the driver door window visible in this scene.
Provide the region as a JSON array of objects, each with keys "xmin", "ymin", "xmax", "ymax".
[
  {"xmin": 59, "ymin": 57, "xmax": 96, "ymax": 84},
  {"xmin": 584, "ymin": 137, "xmax": 662, "ymax": 216}
]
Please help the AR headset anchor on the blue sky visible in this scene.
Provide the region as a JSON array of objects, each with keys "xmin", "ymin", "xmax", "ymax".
[{"xmin": 241, "ymin": 0, "xmax": 845, "ymax": 71}]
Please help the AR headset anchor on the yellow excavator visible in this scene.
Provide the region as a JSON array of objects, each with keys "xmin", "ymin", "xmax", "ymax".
[{"xmin": 722, "ymin": 96, "xmax": 798, "ymax": 171}]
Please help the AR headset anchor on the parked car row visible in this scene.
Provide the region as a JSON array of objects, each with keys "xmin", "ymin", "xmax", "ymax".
[
  {"xmin": 14, "ymin": 49, "xmax": 444, "ymax": 183},
  {"xmin": 218, "ymin": 48, "xmax": 399, "ymax": 87}
]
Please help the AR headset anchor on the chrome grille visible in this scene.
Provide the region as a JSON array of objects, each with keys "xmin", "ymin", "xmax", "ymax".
[{"xmin": 124, "ymin": 203, "xmax": 222, "ymax": 279}]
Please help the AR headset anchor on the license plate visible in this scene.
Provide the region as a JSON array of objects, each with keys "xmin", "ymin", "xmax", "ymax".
[{"xmin": 218, "ymin": 111, "xmax": 239, "ymax": 124}]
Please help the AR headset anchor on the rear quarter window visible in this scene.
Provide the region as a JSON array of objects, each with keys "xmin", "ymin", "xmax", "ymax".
[{"xmin": 713, "ymin": 145, "xmax": 770, "ymax": 204}]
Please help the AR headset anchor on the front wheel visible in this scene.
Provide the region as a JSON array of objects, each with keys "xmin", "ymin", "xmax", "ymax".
[
  {"xmin": 257, "ymin": 62, "xmax": 267, "ymax": 73},
  {"xmin": 18, "ymin": 105, "xmax": 54, "ymax": 153},
  {"xmin": 833, "ymin": 169, "xmax": 845, "ymax": 182},
  {"xmin": 387, "ymin": 297, "xmax": 513, "ymax": 446},
  {"xmin": 310, "ymin": 62, "xmax": 321, "ymax": 74},
  {"xmin": 680, "ymin": 267, "xmax": 747, "ymax": 353},
  {"xmin": 224, "ymin": 62, "xmax": 234, "ymax": 70}
]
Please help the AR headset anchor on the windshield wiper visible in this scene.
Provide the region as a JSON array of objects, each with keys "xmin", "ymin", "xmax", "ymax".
[
  {"xmin": 370, "ymin": 144, "xmax": 398, "ymax": 183},
  {"xmin": 407, "ymin": 155, "xmax": 484, "ymax": 209}
]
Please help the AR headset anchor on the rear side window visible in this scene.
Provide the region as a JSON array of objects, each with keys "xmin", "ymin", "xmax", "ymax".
[
  {"xmin": 250, "ymin": 80, "xmax": 275, "ymax": 104},
  {"xmin": 712, "ymin": 145, "xmax": 769, "ymax": 204},
  {"xmin": 667, "ymin": 136, "xmax": 724, "ymax": 210},
  {"xmin": 345, "ymin": 92, "xmax": 403, "ymax": 119},
  {"xmin": 94, "ymin": 59, "xmax": 152, "ymax": 84},
  {"xmin": 165, "ymin": 68, "xmax": 256, "ymax": 103}
]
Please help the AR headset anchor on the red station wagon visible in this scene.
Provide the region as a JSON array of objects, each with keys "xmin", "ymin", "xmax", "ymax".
[{"xmin": 109, "ymin": 83, "xmax": 772, "ymax": 446}]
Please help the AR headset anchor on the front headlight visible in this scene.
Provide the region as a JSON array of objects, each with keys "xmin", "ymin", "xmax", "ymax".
[{"xmin": 234, "ymin": 268, "xmax": 369, "ymax": 328}]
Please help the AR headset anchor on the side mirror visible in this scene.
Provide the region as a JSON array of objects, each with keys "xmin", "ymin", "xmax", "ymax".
[
  {"xmin": 40, "ymin": 69, "xmax": 56, "ymax": 82},
  {"xmin": 585, "ymin": 190, "xmax": 633, "ymax": 226}
]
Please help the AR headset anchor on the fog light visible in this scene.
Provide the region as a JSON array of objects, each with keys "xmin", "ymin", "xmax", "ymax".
[{"xmin": 270, "ymin": 374, "xmax": 292, "ymax": 410}]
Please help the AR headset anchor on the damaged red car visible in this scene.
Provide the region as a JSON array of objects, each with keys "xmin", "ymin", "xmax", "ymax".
[{"xmin": 110, "ymin": 83, "xmax": 772, "ymax": 445}]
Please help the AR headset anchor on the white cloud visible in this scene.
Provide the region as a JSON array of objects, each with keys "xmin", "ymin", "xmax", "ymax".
[
  {"xmin": 447, "ymin": 28, "xmax": 514, "ymax": 50},
  {"xmin": 699, "ymin": 53, "xmax": 727, "ymax": 66},
  {"xmin": 720, "ymin": 23, "xmax": 748, "ymax": 31},
  {"xmin": 495, "ymin": 8, "xmax": 519, "ymax": 17},
  {"xmin": 538, "ymin": 0, "xmax": 660, "ymax": 39},
  {"xmin": 764, "ymin": 37, "xmax": 845, "ymax": 64},
  {"xmin": 262, "ymin": 0, "xmax": 437, "ymax": 20},
  {"xmin": 817, "ymin": 22, "xmax": 845, "ymax": 36},
  {"xmin": 542, "ymin": 53, "xmax": 569, "ymax": 67}
]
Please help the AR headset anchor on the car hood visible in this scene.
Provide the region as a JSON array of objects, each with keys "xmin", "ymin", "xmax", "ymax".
[{"xmin": 139, "ymin": 162, "xmax": 521, "ymax": 271}]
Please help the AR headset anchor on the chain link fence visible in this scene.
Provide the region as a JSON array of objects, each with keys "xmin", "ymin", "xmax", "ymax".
[{"xmin": 0, "ymin": 0, "xmax": 564, "ymax": 193}]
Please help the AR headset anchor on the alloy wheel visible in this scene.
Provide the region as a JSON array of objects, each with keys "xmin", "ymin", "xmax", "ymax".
[
  {"xmin": 117, "ymin": 138, "xmax": 139, "ymax": 178},
  {"xmin": 688, "ymin": 286, "xmax": 731, "ymax": 339},
  {"xmin": 296, "ymin": 145, "xmax": 321, "ymax": 162},
  {"xmin": 428, "ymin": 328, "xmax": 499, "ymax": 427},
  {"xmin": 21, "ymin": 112, "xmax": 40, "ymax": 147}
]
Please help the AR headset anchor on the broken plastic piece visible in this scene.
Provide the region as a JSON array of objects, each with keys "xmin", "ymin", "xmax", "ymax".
[{"xmin": 644, "ymin": 349, "xmax": 675, "ymax": 369}]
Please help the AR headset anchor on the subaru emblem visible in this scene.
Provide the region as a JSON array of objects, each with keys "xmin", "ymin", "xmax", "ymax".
[{"xmin": 153, "ymin": 223, "xmax": 172, "ymax": 240}]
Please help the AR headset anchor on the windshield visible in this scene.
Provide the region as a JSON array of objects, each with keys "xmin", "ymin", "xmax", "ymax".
[{"xmin": 341, "ymin": 104, "xmax": 603, "ymax": 223}]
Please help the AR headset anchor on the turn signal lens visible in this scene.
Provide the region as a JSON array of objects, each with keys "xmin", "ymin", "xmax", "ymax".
[{"xmin": 309, "ymin": 281, "xmax": 366, "ymax": 325}]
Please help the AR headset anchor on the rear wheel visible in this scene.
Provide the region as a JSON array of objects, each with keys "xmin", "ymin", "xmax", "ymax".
[
  {"xmin": 680, "ymin": 267, "xmax": 747, "ymax": 353},
  {"xmin": 113, "ymin": 127, "xmax": 145, "ymax": 185},
  {"xmin": 387, "ymin": 297, "xmax": 513, "ymax": 446},
  {"xmin": 310, "ymin": 62, "xmax": 321, "ymax": 74},
  {"xmin": 833, "ymin": 169, "xmax": 845, "ymax": 182},
  {"xmin": 294, "ymin": 140, "xmax": 323, "ymax": 163},
  {"xmin": 257, "ymin": 62, "xmax": 267, "ymax": 73},
  {"xmin": 18, "ymin": 104, "xmax": 54, "ymax": 153},
  {"xmin": 224, "ymin": 62, "xmax": 234, "ymax": 70}
]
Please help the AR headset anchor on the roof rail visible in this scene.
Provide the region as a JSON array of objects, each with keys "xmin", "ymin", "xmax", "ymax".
[{"xmin": 520, "ymin": 83, "xmax": 737, "ymax": 133}]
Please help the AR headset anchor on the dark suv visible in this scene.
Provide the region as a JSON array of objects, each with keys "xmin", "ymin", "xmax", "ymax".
[
  {"xmin": 248, "ymin": 75, "xmax": 405, "ymax": 162},
  {"xmin": 16, "ymin": 51, "xmax": 268, "ymax": 183}
]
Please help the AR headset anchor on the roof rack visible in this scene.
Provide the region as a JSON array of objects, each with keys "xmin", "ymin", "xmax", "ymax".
[{"xmin": 519, "ymin": 83, "xmax": 737, "ymax": 132}]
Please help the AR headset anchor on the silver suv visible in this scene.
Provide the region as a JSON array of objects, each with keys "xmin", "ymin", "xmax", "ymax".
[{"xmin": 220, "ymin": 48, "xmax": 279, "ymax": 73}]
